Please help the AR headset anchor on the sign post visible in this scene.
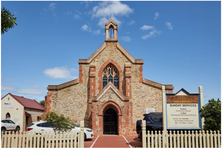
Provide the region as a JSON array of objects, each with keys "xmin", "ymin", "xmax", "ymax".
[
  {"xmin": 199, "ymin": 86, "xmax": 204, "ymax": 129},
  {"xmin": 162, "ymin": 86, "xmax": 167, "ymax": 147},
  {"xmin": 165, "ymin": 87, "xmax": 202, "ymax": 130}
]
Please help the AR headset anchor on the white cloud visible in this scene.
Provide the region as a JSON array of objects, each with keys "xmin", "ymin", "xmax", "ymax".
[
  {"xmin": 49, "ymin": 3, "xmax": 56, "ymax": 12},
  {"xmin": 140, "ymin": 25, "xmax": 155, "ymax": 31},
  {"xmin": 128, "ymin": 20, "xmax": 135, "ymax": 25},
  {"xmin": 1, "ymin": 86, "xmax": 44, "ymax": 96},
  {"xmin": 81, "ymin": 24, "xmax": 91, "ymax": 32},
  {"xmin": 76, "ymin": 10, "xmax": 81, "ymax": 15},
  {"xmin": 74, "ymin": 13, "xmax": 81, "ymax": 19},
  {"xmin": 1, "ymin": 86, "xmax": 16, "ymax": 91},
  {"xmin": 98, "ymin": 17, "xmax": 109, "ymax": 27},
  {"xmin": 16, "ymin": 89, "xmax": 44, "ymax": 96},
  {"xmin": 121, "ymin": 36, "xmax": 131, "ymax": 42},
  {"xmin": 91, "ymin": 1, "xmax": 133, "ymax": 27},
  {"xmin": 80, "ymin": 1, "xmax": 92, "ymax": 8},
  {"xmin": 49, "ymin": 3, "xmax": 57, "ymax": 17},
  {"xmin": 154, "ymin": 12, "xmax": 160, "ymax": 20},
  {"xmin": 2, "ymin": 78, "xmax": 11, "ymax": 82},
  {"xmin": 142, "ymin": 30, "xmax": 161, "ymax": 40},
  {"xmin": 43, "ymin": 67, "xmax": 75, "ymax": 79},
  {"xmin": 64, "ymin": 10, "xmax": 72, "ymax": 15},
  {"xmin": 165, "ymin": 22, "xmax": 173, "ymax": 30},
  {"xmin": 26, "ymin": 83, "xmax": 44, "ymax": 89},
  {"xmin": 94, "ymin": 29, "xmax": 101, "ymax": 35}
]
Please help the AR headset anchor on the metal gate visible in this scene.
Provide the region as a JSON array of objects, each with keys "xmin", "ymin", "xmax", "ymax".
[{"xmin": 103, "ymin": 108, "xmax": 118, "ymax": 134}]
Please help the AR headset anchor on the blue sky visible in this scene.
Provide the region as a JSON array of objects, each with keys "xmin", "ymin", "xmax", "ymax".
[{"xmin": 1, "ymin": 1, "xmax": 221, "ymax": 105}]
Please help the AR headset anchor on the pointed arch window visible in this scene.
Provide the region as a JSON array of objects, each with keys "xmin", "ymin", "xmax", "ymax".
[{"xmin": 103, "ymin": 64, "xmax": 119, "ymax": 89}]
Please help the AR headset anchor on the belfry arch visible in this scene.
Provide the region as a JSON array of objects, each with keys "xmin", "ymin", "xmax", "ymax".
[{"xmin": 105, "ymin": 19, "xmax": 118, "ymax": 41}]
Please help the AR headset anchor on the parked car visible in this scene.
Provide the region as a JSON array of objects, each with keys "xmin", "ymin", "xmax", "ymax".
[
  {"xmin": 136, "ymin": 112, "xmax": 163, "ymax": 139},
  {"xmin": 1, "ymin": 119, "xmax": 20, "ymax": 133},
  {"xmin": 27, "ymin": 120, "xmax": 93, "ymax": 140}
]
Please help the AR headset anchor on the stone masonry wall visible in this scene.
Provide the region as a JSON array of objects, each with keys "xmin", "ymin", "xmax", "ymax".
[
  {"xmin": 131, "ymin": 64, "xmax": 163, "ymax": 131},
  {"xmin": 92, "ymin": 42, "xmax": 130, "ymax": 96},
  {"xmin": 50, "ymin": 64, "xmax": 90, "ymax": 126}
]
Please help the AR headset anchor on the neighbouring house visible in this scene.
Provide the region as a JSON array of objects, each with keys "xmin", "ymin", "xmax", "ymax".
[
  {"xmin": 1, "ymin": 93, "xmax": 45, "ymax": 131},
  {"xmin": 44, "ymin": 19, "xmax": 174, "ymax": 136}
]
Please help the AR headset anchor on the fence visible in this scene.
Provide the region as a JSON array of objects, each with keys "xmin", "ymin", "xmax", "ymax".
[
  {"xmin": 142, "ymin": 120, "xmax": 221, "ymax": 148},
  {"xmin": 1, "ymin": 121, "xmax": 85, "ymax": 148}
]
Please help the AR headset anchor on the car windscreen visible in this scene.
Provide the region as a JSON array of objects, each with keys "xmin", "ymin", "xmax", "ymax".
[{"xmin": 8, "ymin": 120, "xmax": 15, "ymax": 124}]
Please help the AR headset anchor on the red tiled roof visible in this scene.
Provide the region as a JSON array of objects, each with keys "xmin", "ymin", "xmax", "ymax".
[{"xmin": 6, "ymin": 93, "xmax": 45, "ymax": 111}]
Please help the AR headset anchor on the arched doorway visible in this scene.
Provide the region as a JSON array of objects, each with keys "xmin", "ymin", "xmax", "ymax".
[{"xmin": 103, "ymin": 108, "xmax": 118, "ymax": 135}]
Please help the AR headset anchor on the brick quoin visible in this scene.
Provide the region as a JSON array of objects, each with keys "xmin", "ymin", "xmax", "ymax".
[
  {"xmin": 88, "ymin": 66, "xmax": 96, "ymax": 128},
  {"xmin": 46, "ymin": 92, "xmax": 52, "ymax": 113},
  {"xmin": 139, "ymin": 64, "xmax": 143, "ymax": 83},
  {"xmin": 79, "ymin": 65, "xmax": 83, "ymax": 84},
  {"xmin": 98, "ymin": 59, "xmax": 123, "ymax": 94},
  {"xmin": 41, "ymin": 91, "xmax": 53, "ymax": 119}
]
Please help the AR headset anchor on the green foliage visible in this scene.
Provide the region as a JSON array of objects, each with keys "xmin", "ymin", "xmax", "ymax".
[
  {"xmin": 1, "ymin": 7, "xmax": 17, "ymax": 34},
  {"xmin": 39, "ymin": 100, "xmax": 45, "ymax": 107},
  {"xmin": 199, "ymin": 98, "xmax": 221, "ymax": 131},
  {"xmin": 43, "ymin": 112, "xmax": 75, "ymax": 132}
]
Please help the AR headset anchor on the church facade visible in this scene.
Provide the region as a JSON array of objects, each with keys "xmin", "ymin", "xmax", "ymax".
[{"xmin": 45, "ymin": 20, "xmax": 174, "ymax": 136}]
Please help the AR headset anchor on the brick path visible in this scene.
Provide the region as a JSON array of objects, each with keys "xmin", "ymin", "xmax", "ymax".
[{"xmin": 84, "ymin": 133, "xmax": 142, "ymax": 148}]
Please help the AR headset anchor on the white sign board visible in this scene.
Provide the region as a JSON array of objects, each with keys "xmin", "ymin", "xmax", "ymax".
[
  {"xmin": 167, "ymin": 103, "xmax": 199, "ymax": 128},
  {"xmin": 146, "ymin": 108, "xmax": 155, "ymax": 114},
  {"xmin": 4, "ymin": 102, "xmax": 13, "ymax": 108}
]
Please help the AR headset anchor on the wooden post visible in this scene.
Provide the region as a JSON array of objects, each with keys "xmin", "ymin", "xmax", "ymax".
[
  {"xmin": 142, "ymin": 120, "xmax": 146, "ymax": 148},
  {"xmin": 199, "ymin": 86, "xmax": 204, "ymax": 129},
  {"xmin": 79, "ymin": 121, "xmax": 84, "ymax": 148},
  {"xmin": 162, "ymin": 86, "xmax": 167, "ymax": 148}
]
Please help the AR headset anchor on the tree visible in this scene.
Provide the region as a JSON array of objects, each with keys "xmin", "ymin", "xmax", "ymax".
[
  {"xmin": 1, "ymin": 7, "xmax": 17, "ymax": 34},
  {"xmin": 40, "ymin": 100, "xmax": 45, "ymax": 107},
  {"xmin": 199, "ymin": 98, "xmax": 221, "ymax": 131},
  {"xmin": 43, "ymin": 112, "xmax": 75, "ymax": 132}
]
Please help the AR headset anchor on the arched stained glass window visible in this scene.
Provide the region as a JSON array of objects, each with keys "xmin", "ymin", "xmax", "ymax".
[
  {"xmin": 103, "ymin": 64, "xmax": 119, "ymax": 89},
  {"xmin": 103, "ymin": 75, "xmax": 107, "ymax": 87}
]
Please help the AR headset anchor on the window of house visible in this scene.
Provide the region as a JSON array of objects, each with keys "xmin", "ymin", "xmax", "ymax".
[
  {"xmin": 6, "ymin": 113, "xmax": 10, "ymax": 119},
  {"xmin": 103, "ymin": 64, "xmax": 119, "ymax": 89}
]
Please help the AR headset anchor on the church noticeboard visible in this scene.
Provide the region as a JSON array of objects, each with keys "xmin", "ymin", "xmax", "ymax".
[{"xmin": 166, "ymin": 88, "xmax": 202, "ymax": 129}]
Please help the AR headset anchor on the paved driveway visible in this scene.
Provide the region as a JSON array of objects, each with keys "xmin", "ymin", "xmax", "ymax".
[{"xmin": 84, "ymin": 133, "xmax": 142, "ymax": 148}]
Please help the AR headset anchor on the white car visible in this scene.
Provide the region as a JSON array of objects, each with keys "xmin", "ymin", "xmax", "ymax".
[
  {"xmin": 1, "ymin": 119, "xmax": 20, "ymax": 133},
  {"xmin": 27, "ymin": 120, "xmax": 93, "ymax": 140}
]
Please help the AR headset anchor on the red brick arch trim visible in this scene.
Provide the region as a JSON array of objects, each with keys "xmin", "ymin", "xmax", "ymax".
[
  {"xmin": 98, "ymin": 59, "xmax": 123, "ymax": 93},
  {"xmin": 98, "ymin": 101, "xmax": 122, "ymax": 116}
]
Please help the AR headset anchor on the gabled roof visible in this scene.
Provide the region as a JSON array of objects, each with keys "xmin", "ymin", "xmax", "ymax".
[
  {"xmin": 2, "ymin": 93, "xmax": 45, "ymax": 111},
  {"xmin": 105, "ymin": 19, "xmax": 117, "ymax": 26},
  {"xmin": 78, "ymin": 42, "xmax": 144, "ymax": 64},
  {"xmin": 92, "ymin": 82, "xmax": 129, "ymax": 102},
  {"xmin": 174, "ymin": 88, "xmax": 199, "ymax": 95},
  {"xmin": 143, "ymin": 78, "xmax": 174, "ymax": 90}
]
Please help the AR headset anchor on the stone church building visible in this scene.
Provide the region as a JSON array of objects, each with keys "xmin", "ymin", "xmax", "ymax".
[{"xmin": 45, "ymin": 20, "xmax": 174, "ymax": 136}]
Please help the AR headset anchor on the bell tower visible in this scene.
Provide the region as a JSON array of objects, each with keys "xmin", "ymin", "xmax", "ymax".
[{"xmin": 105, "ymin": 19, "xmax": 118, "ymax": 42}]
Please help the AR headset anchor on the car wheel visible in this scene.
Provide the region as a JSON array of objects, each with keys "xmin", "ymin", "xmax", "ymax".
[
  {"xmin": 84, "ymin": 133, "xmax": 86, "ymax": 141},
  {"xmin": 15, "ymin": 126, "xmax": 20, "ymax": 132},
  {"xmin": 1, "ymin": 127, "xmax": 6, "ymax": 134}
]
